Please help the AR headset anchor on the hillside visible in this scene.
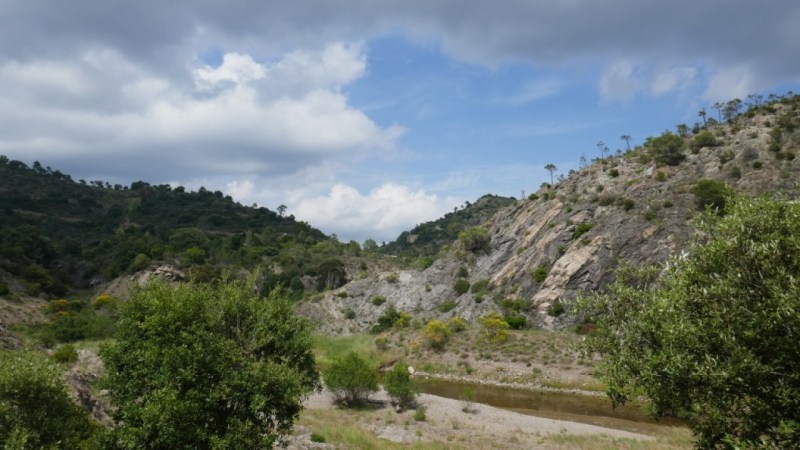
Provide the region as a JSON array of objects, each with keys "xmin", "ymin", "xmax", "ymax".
[
  {"xmin": 380, "ymin": 194, "xmax": 515, "ymax": 257},
  {"xmin": 299, "ymin": 94, "xmax": 800, "ymax": 333},
  {"xmin": 0, "ymin": 163, "xmax": 328, "ymax": 297}
]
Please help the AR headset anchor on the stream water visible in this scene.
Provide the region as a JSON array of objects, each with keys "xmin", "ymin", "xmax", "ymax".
[{"xmin": 416, "ymin": 377, "xmax": 686, "ymax": 436}]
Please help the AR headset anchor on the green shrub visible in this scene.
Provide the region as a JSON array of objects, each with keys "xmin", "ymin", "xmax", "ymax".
[
  {"xmin": 372, "ymin": 296, "xmax": 386, "ymax": 306},
  {"xmin": 343, "ymin": 308, "xmax": 356, "ymax": 320},
  {"xmin": 643, "ymin": 210, "xmax": 657, "ymax": 221},
  {"xmin": 645, "ymin": 132, "xmax": 686, "ymax": 165},
  {"xmin": 458, "ymin": 226, "xmax": 491, "ymax": 254},
  {"xmin": 414, "ymin": 405, "xmax": 427, "ymax": 421},
  {"xmin": 423, "ymin": 320, "xmax": 452, "ymax": 350},
  {"xmin": 753, "ymin": 161, "xmax": 763, "ymax": 169},
  {"xmin": 52, "ymin": 344, "xmax": 78, "ymax": 364},
  {"xmin": 479, "ymin": 313, "xmax": 510, "ymax": 343},
  {"xmin": 384, "ymin": 363, "xmax": 418, "ymax": 410},
  {"xmin": 324, "ymin": 352, "xmax": 378, "ymax": 407},
  {"xmin": 692, "ymin": 179, "xmax": 730, "ymax": 213},
  {"xmin": 0, "ymin": 349, "xmax": 95, "ymax": 449},
  {"xmin": 608, "ymin": 168, "xmax": 620, "ymax": 178},
  {"xmin": 655, "ymin": 171, "xmax": 668, "ymax": 182},
  {"xmin": 374, "ymin": 336, "xmax": 389, "ymax": 351},
  {"xmin": 470, "ymin": 279, "xmax": 491, "ymax": 294},
  {"xmin": 384, "ymin": 273, "xmax": 400, "ymax": 284},
  {"xmin": 527, "ymin": 193, "xmax": 539, "ymax": 201},
  {"xmin": 730, "ymin": 166, "xmax": 742, "ymax": 179},
  {"xmin": 370, "ymin": 306, "xmax": 401, "ymax": 334},
  {"xmin": 453, "ymin": 279, "xmax": 470, "ymax": 296},
  {"xmin": 663, "ymin": 200, "xmax": 674, "ymax": 208},
  {"xmin": 690, "ymin": 130, "xmax": 719, "ymax": 152},
  {"xmin": 622, "ymin": 198, "xmax": 635, "ymax": 211},
  {"xmin": 504, "ymin": 315, "xmax": 528, "ymax": 329},
  {"xmin": 335, "ymin": 291, "xmax": 348, "ymax": 298},
  {"xmin": 456, "ymin": 266, "xmax": 469, "ymax": 278},
  {"xmin": 533, "ymin": 266, "xmax": 548, "ymax": 283},
  {"xmin": 573, "ymin": 223, "xmax": 593, "ymax": 239},
  {"xmin": 0, "ymin": 282, "xmax": 8, "ymax": 296},
  {"xmin": 310, "ymin": 433, "xmax": 326, "ymax": 443},
  {"xmin": 447, "ymin": 316, "xmax": 468, "ymax": 332},
  {"xmin": 100, "ymin": 280, "xmax": 319, "ymax": 448},
  {"xmin": 548, "ymin": 301, "xmax": 566, "ymax": 317},
  {"xmin": 438, "ymin": 298, "xmax": 458, "ymax": 313}
]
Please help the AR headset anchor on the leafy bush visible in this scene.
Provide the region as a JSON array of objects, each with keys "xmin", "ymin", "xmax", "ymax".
[
  {"xmin": 370, "ymin": 306, "xmax": 402, "ymax": 334},
  {"xmin": 343, "ymin": 308, "xmax": 356, "ymax": 320},
  {"xmin": 310, "ymin": 433, "xmax": 326, "ymax": 443},
  {"xmin": 324, "ymin": 352, "xmax": 378, "ymax": 407},
  {"xmin": 527, "ymin": 193, "xmax": 539, "ymax": 201},
  {"xmin": 414, "ymin": 405, "xmax": 427, "ymax": 421},
  {"xmin": 470, "ymin": 279, "xmax": 491, "ymax": 294},
  {"xmin": 690, "ymin": 130, "xmax": 719, "ymax": 152},
  {"xmin": 0, "ymin": 348, "xmax": 95, "ymax": 449},
  {"xmin": 453, "ymin": 279, "xmax": 470, "ymax": 296},
  {"xmin": 335, "ymin": 291, "xmax": 348, "ymax": 298},
  {"xmin": 753, "ymin": 160, "xmax": 763, "ymax": 169},
  {"xmin": 608, "ymin": 168, "xmax": 620, "ymax": 178},
  {"xmin": 0, "ymin": 282, "xmax": 9, "ymax": 296},
  {"xmin": 663, "ymin": 200, "xmax": 674, "ymax": 208},
  {"xmin": 372, "ymin": 296, "xmax": 386, "ymax": 306},
  {"xmin": 423, "ymin": 320, "xmax": 451, "ymax": 350},
  {"xmin": 458, "ymin": 226, "xmax": 491, "ymax": 254},
  {"xmin": 374, "ymin": 336, "xmax": 389, "ymax": 351},
  {"xmin": 504, "ymin": 315, "xmax": 527, "ymax": 329},
  {"xmin": 622, "ymin": 198, "xmax": 635, "ymax": 211},
  {"xmin": 655, "ymin": 171, "xmax": 668, "ymax": 182},
  {"xmin": 438, "ymin": 298, "xmax": 458, "ymax": 313},
  {"xmin": 479, "ymin": 313, "xmax": 510, "ymax": 343},
  {"xmin": 384, "ymin": 363, "xmax": 418, "ymax": 410},
  {"xmin": 456, "ymin": 266, "xmax": 469, "ymax": 278},
  {"xmin": 692, "ymin": 179, "xmax": 730, "ymax": 213},
  {"xmin": 533, "ymin": 266, "xmax": 548, "ymax": 283},
  {"xmin": 101, "ymin": 279, "xmax": 319, "ymax": 448},
  {"xmin": 573, "ymin": 223, "xmax": 593, "ymax": 239},
  {"xmin": 645, "ymin": 132, "xmax": 686, "ymax": 166},
  {"xmin": 384, "ymin": 272, "xmax": 400, "ymax": 284},
  {"xmin": 447, "ymin": 316, "xmax": 468, "ymax": 332},
  {"xmin": 52, "ymin": 344, "xmax": 78, "ymax": 364},
  {"xmin": 578, "ymin": 196, "xmax": 800, "ymax": 448},
  {"xmin": 548, "ymin": 301, "xmax": 566, "ymax": 317}
]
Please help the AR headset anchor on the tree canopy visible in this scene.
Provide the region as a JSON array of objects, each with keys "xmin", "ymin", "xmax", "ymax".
[
  {"xmin": 578, "ymin": 195, "xmax": 800, "ymax": 448},
  {"xmin": 100, "ymin": 278, "xmax": 319, "ymax": 449}
]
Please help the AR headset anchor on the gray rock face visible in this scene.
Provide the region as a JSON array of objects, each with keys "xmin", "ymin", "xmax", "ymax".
[{"xmin": 300, "ymin": 106, "xmax": 800, "ymax": 333}]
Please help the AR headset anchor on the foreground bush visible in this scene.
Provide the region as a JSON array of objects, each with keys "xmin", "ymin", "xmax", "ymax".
[
  {"xmin": 101, "ymin": 278, "xmax": 319, "ymax": 449},
  {"xmin": 324, "ymin": 351, "xmax": 378, "ymax": 406},
  {"xmin": 0, "ymin": 348, "xmax": 95, "ymax": 448},
  {"xmin": 384, "ymin": 363, "xmax": 418, "ymax": 410},
  {"xmin": 578, "ymin": 196, "xmax": 800, "ymax": 448}
]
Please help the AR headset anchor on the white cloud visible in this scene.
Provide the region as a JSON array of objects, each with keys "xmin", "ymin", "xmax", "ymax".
[
  {"xmin": 599, "ymin": 60, "xmax": 641, "ymax": 102},
  {"xmin": 703, "ymin": 66, "xmax": 757, "ymax": 102},
  {"xmin": 651, "ymin": 67, "xmax": 697, "ymax": 96},
  {"xmin": 493, "ymin": 78, "xmax": 563, "ymax": 105},
  {"xmin": 0, "ymin": 43, "xmax": 401, "ymax": 180},
  {"xmin": 293, "ymin": 183, "xmax": 459, "ymax": 242}
]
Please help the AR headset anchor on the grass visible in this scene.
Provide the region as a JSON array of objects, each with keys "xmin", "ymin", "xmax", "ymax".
[{"xmin": 312, "ymin": 334, "xmax": 399, "ymax": 370}]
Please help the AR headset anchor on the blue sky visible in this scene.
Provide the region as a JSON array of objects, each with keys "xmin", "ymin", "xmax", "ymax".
[{"xmin": 1, "ymin": 1, "xmax": 799, "ymax": 242}]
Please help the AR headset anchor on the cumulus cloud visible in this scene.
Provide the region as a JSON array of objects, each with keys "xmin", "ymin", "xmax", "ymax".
[
  {"xmin": 599, "ymin": 60, "xmax": 641, "ymax": 102},
  {"xmin": 0, "ymin": 43, "xmax": 401, "ymax": 180},
  {"xmin": 493, "ymin": 78, "xmax": 563, "ymax": 106},
  {"xmin": 293, "ymin": 183, "xmax": 459, "ymax": 242}
]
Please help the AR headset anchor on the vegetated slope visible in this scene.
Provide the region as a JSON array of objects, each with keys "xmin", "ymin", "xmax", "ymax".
[
  {"xmin": 380, "ymin": 194, "xmax": 515, "ymax": 257},
  {"xmin": 300, "ymin": 94, "xmax": 800, "ymax": 333},
  {"xmin": 0, "ymin": 162, "xmax": 328, "ymax": 297}
]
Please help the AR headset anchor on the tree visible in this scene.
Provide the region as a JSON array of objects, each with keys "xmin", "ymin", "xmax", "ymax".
[
  {"xmin": 644, "ymin": 131, "xmax": 686, "ymax": 166},
  {"xmin": 324, "ymin": 352, "xmax": 378, "ymax": 406},
  {"xmin": 384, "ymin": 363, "xmax": 418, "ymax": 410},
  {"xmin": 620, "ymin": 135, "xmax": 632, "ymax": 151},
  {"xmin": 0, "ymin": 348, "xmax": 96, "ymax": 448},
  {"xmin": 100, "ymin": 279, "xmax": 319, "ymax": 449},
  {"xmin": 544, "ymin": 163, "xmax": 557, "ymax": 184},
  {"xmin": 692, "ymin": 179, "xmax": 730, "ymax": 213},
  {"xmin": 675, "ymin": 123, "xmax": 690, "ymax": 137},
  {"xmin": 698, "ymin": 108, "xmax": 707, "ymax": 126},
  {"xmin": 579, "ymin": 154, "xmax": 588, "ymax": 169},
  {"xmin": 277, "ymin": 204, "xmax": 287, "ymax": 217},
  {"xmin": 713, "ymin": 102, "xmax": 724, "ymax": 122},
  {"xmin": 723, "ymin": 98, "xmax": 743, "ymax": 122},
  {"xmin": 578, "ymin": 195, "xmax": 800, "ymax": 448},
  {"xmin": 458, "ymin": 226, "xmax": 491, "ymax": 254}
]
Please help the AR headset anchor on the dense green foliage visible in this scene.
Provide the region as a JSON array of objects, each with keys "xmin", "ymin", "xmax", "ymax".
[
  {"xmin": 690, "ymin": 130, "xmax": 719, "ymax": 152},
  {"xmin": 645, "ymin": 131, "xmax": 686, "ymax": 166},
  {"xmin": 0, "ymin": 348, "xmax": 96, "ymax": 449},
  {"xmin": 0, "ymin": 159, "xmax": 328, "ymax": 297},
  {"xmin": 323, "ymin": 351, "xmax": 378, "ymax": 406},
  {"xmin": 381, "ymin": 194, "xmax": 512, "ymax": 257},
  {"xmin": 578, "ymin": 196, "xmax": 800, "ymax": 448},
  {"xmin": 692, "ymin": 179, "xmax": 731, "ymax": 213},
  {"xmin": 100, "ymin": 279, "xmax": 318, "ymax": 449},
  {"xmin": 384, "ymin": 363, "xmax": 418, "ymax": 410},
  {"xmin": 458, "ymin": 226, "xmax": 491, "ymax": 254}
]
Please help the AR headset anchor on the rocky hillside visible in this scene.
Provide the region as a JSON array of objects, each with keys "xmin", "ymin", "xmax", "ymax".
[{"xmin": 300, "ymin": 95, "xmax": 800, "ymax": 333}]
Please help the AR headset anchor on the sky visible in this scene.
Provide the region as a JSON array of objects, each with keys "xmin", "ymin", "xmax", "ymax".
[{"xmin": 2, "ymin": 1, "xmax": 799, "ymax": 243}]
